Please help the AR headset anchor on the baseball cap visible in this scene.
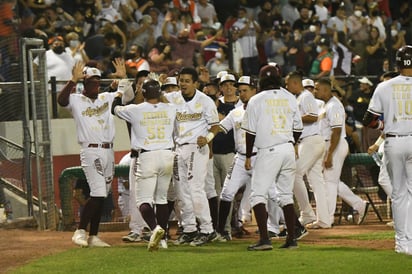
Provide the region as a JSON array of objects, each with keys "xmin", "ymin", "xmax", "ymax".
[
  {"xmin": 83, "ymin": 66, "xmax": 101, "ymax": 78},
  {"xmin": 219, "ymin": 74, "xmax": 236, "ymax": 85},
  {"xmin": 216, "ymin": 71, "xmax": 228, "ymax": 80},
  {"xmin": 358, "ymin": 76, "xmax": 373, "ymax": 86},
  {"xmin": 237, "ymin": 76, "xmax": 256, "ymax": 87},
  {"xmin": 161, "ymin": 77, "xmax": 178, "ymax": 88},
  {"xmin": 319, "ymin": 37, "xmax": 330, "ymax": 46},
  {"xmin": 302, "ymin": 78, "xmax": 315, "ymax": 88}
]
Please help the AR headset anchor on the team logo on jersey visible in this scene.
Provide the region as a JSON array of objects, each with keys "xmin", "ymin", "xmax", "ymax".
[
  {"xmin": 176, "ymin": 112, "xmax": 202, "ymax": 121},
  {"xmin": 235, "ymin": 121, "xmax": 242, "ymax": 129},
  {"xmin": 82, "ymin": 102, "xmax": 109, "ymax": 117},
  {"xmin": 195, "ymin": 102, "xmax": 202, "ymax": 109}
]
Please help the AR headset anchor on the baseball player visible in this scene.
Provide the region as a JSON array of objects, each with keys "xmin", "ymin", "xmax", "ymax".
[
  {"xmin": 113, "ymin": 79, "xmax": 176, "ymax": 251},
  {"xmin": 118, "ymin": 152, "xmax": 149, "ymax": 243},
  {"xmin": 201, "ymin": 76, "xmax": 257, "ymax": 241},
  {"xmin": 242, "ymin": 64, "xmax": 304, "ymax": 250},
  {"xmin": 58, "ymin": 62, "xmax": 119, "ymax": 248},
  {"xmin": 363, "ymin": 45, "xmax": 412, "ymax": 255},
  {"xmin": 285, "ymin": 71, "xmax": 330, "ymax": 228},
  {"xmin": 314, "ymin": 79, "xmax": 369, "ymax": 226},
  {"xmin": 163, "ymin": 67, "xmax": 220, "ymax": 246}
]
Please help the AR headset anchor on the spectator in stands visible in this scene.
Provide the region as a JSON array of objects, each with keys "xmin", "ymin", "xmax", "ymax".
[
  {"xmin": 65, "ymin": 32, "xmax": 89, "ymax": 64},
  {"xmin": 388, "ymin": 24, "xmax": 406, "ymax": 66},
  {"xmin": 128, "ymin": 14, "xmax": 155, "ymax": 53},
  {"xmin": 231, "ymin": 7, "xmax": 261, "ymax": 76},
  {"xmin": 148, "ymin": 7, "xmax": 164, "ymax": 40},
  {"xmin": 265, "ymin": 26, "xmax": 288, "ymax": 71},
  {"xmin": 332, "ymin": 31, "xmax": 352, "ymax": 76},
  {"xmin": 313, "ymin": 0, "xmax": 329, "ymax": 34},
  {"xmin": 281, "ymin": 0, "xmax": 300, "ymax": 26},
  {"xmin": 197, "ymin": 0, "xmax": 219, "ymax": 29},
  {"xmin": 293, "ymin": 5, "xmax": 316, "ymax": 34},
  {"xmin": 125, "ymin": 44, "xmax": 150, "ymax": 78},
  {"xmin": 309, "ymin": 37, "xmax": 332, "ymax": 79},
  {"xmin": 326, "ymin": 3, "xmax": 349, "ymax": 38},
  {"xmin": 347, "ymin": 3, "xmax": 369, "ymax": 75},
  {"xmin": 258, "ymin": 1, "xmax": 283, "ymax": 33},
  {"xmin": 366, "ymin": 26, "xmax": 387, "ymax": 77},
  {"xmin": 228, "ymin": 26, "xmax": 243, "ymax": 76},
  {"xmin": 206, "ymin": 46, "xmax": 230, "ymax": 78},
  {"xmin": 148, "ymin": 36, "xmax": 182, "ymax": 74},
  {"xmin": 367, "ymin": 3, "xmax": 386, "ymax": 42},
  {"xmin": 161, "ymin": 17, "xmax": 221, "ymax": 69},
  {"xmin": 348, "ymin": 76, "xmax": 374, "ymax": 124}
]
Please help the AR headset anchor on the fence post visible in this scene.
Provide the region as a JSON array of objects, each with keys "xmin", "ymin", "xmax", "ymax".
[{"xmin": 50, "ymin": 76, "xmax": 57, "ymax": 118}]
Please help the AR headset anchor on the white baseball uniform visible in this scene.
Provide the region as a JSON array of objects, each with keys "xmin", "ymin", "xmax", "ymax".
[
  {"xmin": 66, "ymin": 92, "xmax": 116, "ymax": 197},
  {"xmin": 242, "ymin": 87, "xmax": 303, "ymax": 208},
  {"xmin": 367, "ymin": 75, "xmax": 412, "ymax": 254},
  {"xmin": 164, "ymin": 90, "xmax": 219, "ymax": 234},
  {"xmin": 118, "ymin": 152, "xmax": 147, "ymax": 235},
  {"xmin": 320, "ymin": 96, "xmax": 365, "ymax": 224},
  {"xmin": 114, "ymin": 101, "xmax": 176, "ymax": 207},
  {"xmin": 295, "ymin": 89, "xmax": 329, "ymax": 227}
]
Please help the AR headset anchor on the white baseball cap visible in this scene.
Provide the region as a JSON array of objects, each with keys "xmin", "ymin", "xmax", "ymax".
[
  {"xmin": 216, "ymin": 70, "xmax": 228, "ymax": 80},
  {"xmin": 302, "ymin": 78, "xmax": 315, "ymax": 88},
  {"xmin": 83, "ymin": 67, "xmax": 101, "ymax": 78},
  {"xmin": 358, "ymin": 76, "xmax": 373, "ymax": 86},
  {"xmin": 162, "ymin": 77, "xmax": 178, "ymax": 87},
  {"xmin": 237, "ymin": 76, "xmax": 256, "ymax": 87},
  {"xmin": 219, "ymin": 74, "xmax": 236, "ymax": 85}
]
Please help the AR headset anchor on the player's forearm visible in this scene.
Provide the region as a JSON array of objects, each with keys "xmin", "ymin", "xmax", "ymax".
[
  {"xmin": 111, "ymin": 95, "xmax": 123, "ymax": 115},
  {"xmin": 245, "ymin": 132, "xmax": 256, "ymax": 158},
  {"xmin": 301, "ymin": 114, "xmax": 318, "ymax": 124},
  {"xmin": 57, "ymin": 81, "xmax": 76, "ymax": 107},
  {"xmin": 327, "ymin": 128, "xmax": 341, "ymax": 156}
]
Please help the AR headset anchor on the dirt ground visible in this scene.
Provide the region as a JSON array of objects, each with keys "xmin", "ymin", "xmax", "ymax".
[{"xmin": 0, "ymin": 221, "xmax": 394, "ymax": 274}]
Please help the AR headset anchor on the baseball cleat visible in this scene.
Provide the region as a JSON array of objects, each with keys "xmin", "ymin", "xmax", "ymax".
[
  {"xmin": 268, "ymin": 231, "xmax": 280, "ymax": 240},
  {"xmin": 305, "ymin": 221, "xmax": 331, "ymax": 229},
  {"xmin": 247, "ymin": 239, "xmax": 273, "ymax": 251},
  {"xmin": 294, "ymin": 226, "xmax": 309, "ymax": 240},
  {"xmin": 173, "ymin": 231, "xmax": 198, "ymax": 245},
  {"xmin": 72, "ymin": 229, "xmax": 88, "ymax": 247},
  {"xmin": 190, "ymin": 232, "xmax": 213, "ymax": 246},
  {"xmin": 277, "ymin": 229, "xmax": 287, "ymax": 239},
  {"xmin": 215, "ymin": 231, "xmax": 232, "ymax": 242},
  {"xmin": 148, "ymin": 225, "xmax": 165, "ymax": 251},
  {"xmin": 357, "ymin": 202, "xmax": 370, "ymax": 225},
  {"xmin": 87, "ymin": 236, "xmax": 110, "ymax": 247},
  {"xmin": 122, "ymin": 232, "xmax": 142, "ymax": 242},
  {"xmin": 279, "ymin": 239, "xmax": 298, "ymax": 249},
  {"xmin": 160, "ymin": 239, "xmax": 168, "ymax": 249}
]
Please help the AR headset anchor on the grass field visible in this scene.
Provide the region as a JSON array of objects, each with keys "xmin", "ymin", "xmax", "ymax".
[{"xmin": 11, "ymin": 230, "xmax": 412, "ymax": 274}]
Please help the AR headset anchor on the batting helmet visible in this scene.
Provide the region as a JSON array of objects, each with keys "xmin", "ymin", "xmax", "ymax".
[
  {"xmin": 396, "ymin": 45, "xmax": 412, "ymax": 69},
  {"xmin": 142, "ymin": 79, "xmax": 162, "ymax": 99},
  {"xmin": 259, "ymin": 63, "xmax": 282, "ymax": 91}
]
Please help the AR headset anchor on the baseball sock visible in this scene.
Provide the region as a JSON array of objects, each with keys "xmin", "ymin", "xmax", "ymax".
[
  {"xmin": 155, "ymin": 204, "xmax": 169, "ymax": 232},
  {"xmin": 218, "ymin": 200, "xmax": 231, "ymax": 233},
  {"xmin": 253, "ymin": 203, "xmax": 269, "ymax": 241},
  {"xmin": 79, "ymin": 197, "xmax": 104, "ymax": 234},
  {"xmin": 167, "ymin": 200, "xmax": 175, "ymax": 218},
  {"xmin": 140, "ymin": 203, "xmax": 157, "ymax": 230},
  {"xmin": 208, "ymin": 197, "xmax": 218, "ymax": 230},
  {"xmin": 282, "ymin": 204, "xmax": 296, "ymax": 242},
  {"xmin": 89, "ymin": 197, "xmax": 104, "ymax": 236}
]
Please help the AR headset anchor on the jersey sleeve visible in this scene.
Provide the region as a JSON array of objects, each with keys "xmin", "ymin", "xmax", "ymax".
[
  {"xmin": 220, "ymin": 110, "xmax": 235, "ymax": 133},
  {"xmin": 300, "ymin": 92, "xmax": 319, "ymax": 116},
  {"xmin": 204, "ymin": 96, "xmax": 219, "ymax": 126},
  {"xmin": 368, "ymin": 87, "xmax": 383, "ymax": 116},
  {"xmin": 241, "ymin": 97, "xmax": 257, "ymax": 135},
  {"xmin": 292, "ymin": 98, "xmax": 304, "ymax": 132},
  {"xmin": 113, "ymin": 104, "xmax": 135, "ymax": 123},
  {"xmin": 328, "ymin": 103, "xmax": 345, "ymax": 129}
]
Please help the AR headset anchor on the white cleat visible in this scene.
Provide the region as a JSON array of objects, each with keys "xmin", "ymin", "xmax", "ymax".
[
  {"xmin": 88, "ymin": 236, "xmax": 111, "ymax": 247},
  {"xmin": 72, "ymin": 229, "xmax": 88, "ymax": 247},
  {"xmin": 148, "ymin": 225, "xmax": 165, "ymax": 251},
  {"xmin": 160, "ymin": 239, "xmax": 168, "ymax": 249}
]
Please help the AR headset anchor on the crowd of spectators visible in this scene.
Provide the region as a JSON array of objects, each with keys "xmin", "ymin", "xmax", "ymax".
[{"xmin": 0, "ymin": 0, "xmax": 409, "ymax": 94}]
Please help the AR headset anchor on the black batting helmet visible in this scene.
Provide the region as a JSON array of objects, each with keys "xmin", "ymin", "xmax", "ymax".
[
  {"xmin": 142, "ymin": 79, "xmax": 162, "ymax": 99},
  {"xmin": 396, "ymin": 45, "xmax": 412, "ymax": 69},
  {"xmin": 259, "ymin": 63, "xmax": 282, "ymax": 91}
]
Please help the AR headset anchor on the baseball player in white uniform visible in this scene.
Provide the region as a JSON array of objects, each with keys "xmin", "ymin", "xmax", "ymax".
[
  {"xmin": 314, "ymin": 79, "xmax": 368, "ymax": 226},
  {"xmin": 363, "ymin": 45, "xmax": 412, "ymax": 255},
  {"xmin": 164, "ymin": 67, "xmax": 220, "ymax": 246},
  {"xmin": 113, "ymin": 79, "xmax": 176, "ymax": 251},
  {"xmin": 58, "ymin": 62, "xmax": 116, "ymax": 248},
  {"xmin": 201, "ymin": 76, "xmax": 257, "ymax": 241},
  {"xmin": 118, "ymin": 152, "xmax": 149, "ymax": 243},
  {"xmin": 242, "ymin": 64, "xmax": 304, "ymax": 250},
  {"xmin": 285, "ymin": 71, "xmax": 330, "ymax": 228}
]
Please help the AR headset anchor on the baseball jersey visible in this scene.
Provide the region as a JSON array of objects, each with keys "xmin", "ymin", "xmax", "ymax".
[
  {"xmin": 297, "ymin": 89, "xmax": 321, "ymax": 139},
  {"xmin": 241, "ymin": 88, "xmax": 303, "ymax": 148},
  {"xmin": 320, "ymin": 96, "xmax": 346, "ymax": 141},
  {"xmin": 66, "ymin": 92, "xmax": 116, "ymax": 144},
  {"xmin": 114, "ymin": 102, "xmax": 176, "ymax": 150},
  {"xmin": 368, "ymin": 75, "xmax": 412, "ymax": 135},
  {"xmin": 164, "ymin": 90, "xmax": 219, "ymax": 145},
  {"xmin": 220, "ymin": 105, "xmax": 257, "ymax": 155}
]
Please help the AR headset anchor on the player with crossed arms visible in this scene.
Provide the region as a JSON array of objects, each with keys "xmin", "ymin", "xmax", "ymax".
[
  {"xmin": 363, "ymin": 45, "xmax": 412, "ymax": 255},
  {"xmin": 242, "ymin": 64, "xmax": 304, "ymax": 250},
  {"xmin": 112, "ymin": 79, "xmax": 176, "ymax": 251}
]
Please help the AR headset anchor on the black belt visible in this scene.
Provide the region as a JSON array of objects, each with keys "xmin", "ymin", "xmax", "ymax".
[
  {"xmin": 131, "ymin": 148, "xmax": 172, "ymax": 158},
  {"xmin": 385, "ymin": 134, "xmax": 412, "ymax": 138},
  {"xmin": 88, "ymin": 143, "xmax": 113, "ymax": 149},
  {"xmin": 239, "ymin": 152, "xmax": 257, "ymax": 157}
]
